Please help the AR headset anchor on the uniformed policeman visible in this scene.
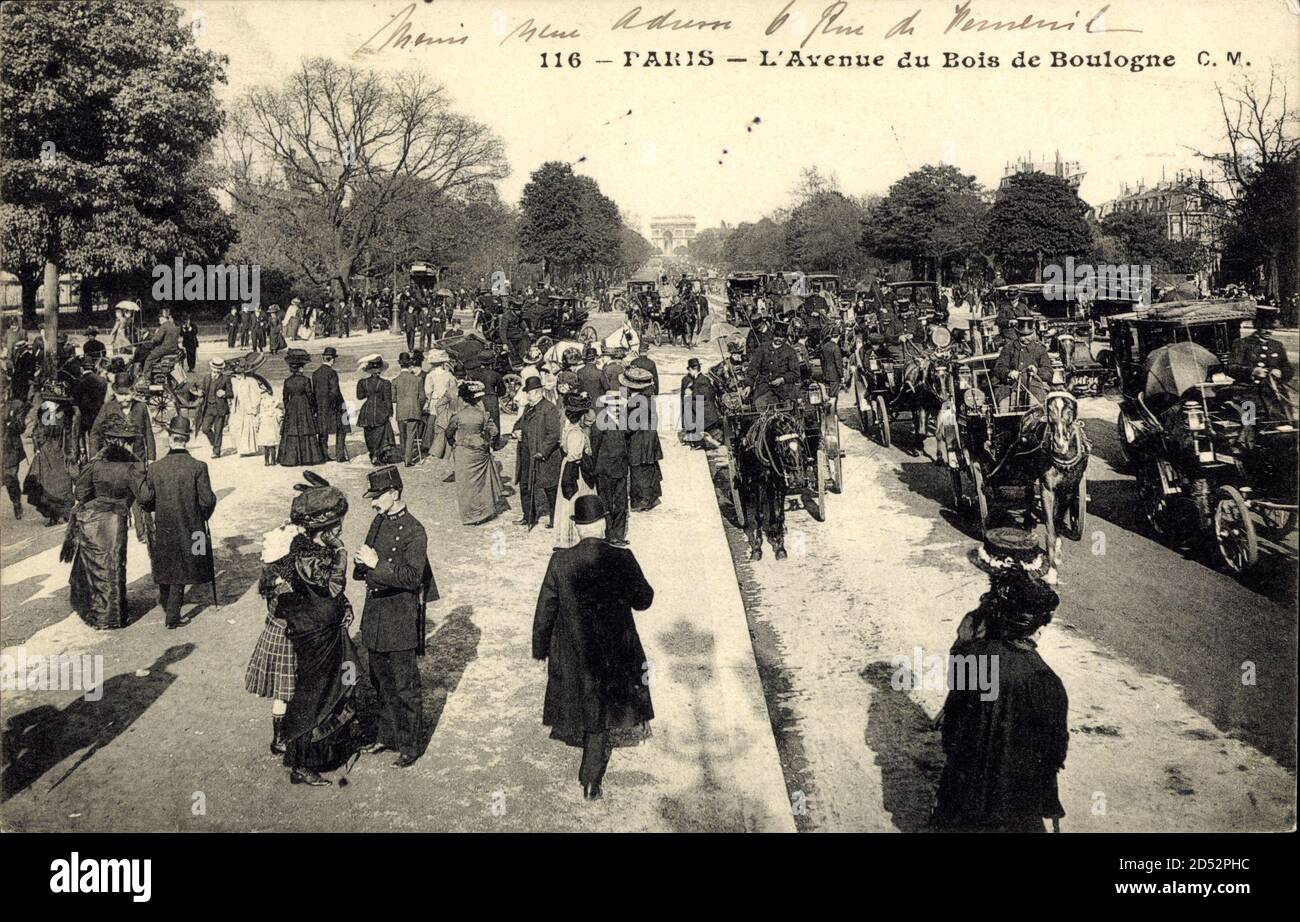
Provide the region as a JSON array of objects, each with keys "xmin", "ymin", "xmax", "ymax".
[
  {"xmin": 993, "ymin": 315, "xmax": 1051, "ymax": 409},
  {"xmin": 748, "ymin": 321, "xmax": 805, "ymax": 407},
  {"xmin": 354, "ymin": 465, "xmax": 437, "ymax": 767}
]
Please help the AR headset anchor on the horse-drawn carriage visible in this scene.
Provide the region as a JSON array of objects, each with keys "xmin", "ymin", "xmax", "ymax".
[
  {"xmin": 435, "ymin": 331, "xmax": 524, "ymax": 416},
  {"xmin": 1111, "ymin": 300, "xmax": 1297, "ymax": 574},
  {"xmin": 719, "ymin": 374, "xmax": 843, "ymax": 551},
  {"xmin": 529, "ymin": 294, "xmax": 596, "ymax": 344},
  {"xmin": 849, "ymin": 324, "xmax": 953, "ymax": 450},
  {"xmin": 992, "ymin": 283, "xmax": 1107, "ymax": 396},
  {"xmin": 942, "ymin": 353, "xmax": 1089, "ymax": 582},
  {"xmin": 725, "ymin": 273, "xmax": 765, "ymax": 323}
]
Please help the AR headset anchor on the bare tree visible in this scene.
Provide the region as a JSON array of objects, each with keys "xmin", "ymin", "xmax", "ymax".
[
  {"xmin": 1195, "ymin": 64, "xmax": 1299, "ymax": 200},
  {"xmin": 222, "ymin": 57, "xmax": 508, "ymax": 299}
]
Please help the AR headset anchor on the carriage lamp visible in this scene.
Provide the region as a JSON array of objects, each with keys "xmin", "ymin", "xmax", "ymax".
[
  {"xmin": 964, "ymin": 387, "xmax": 985, "ymax": 409},
  {"xmin": 957, "ymin": 366, "xmax": 972, "ymax": 390},
  {"xmin": 1183, "ymin": 400, "xmax": 1207, "ymax": 432}
]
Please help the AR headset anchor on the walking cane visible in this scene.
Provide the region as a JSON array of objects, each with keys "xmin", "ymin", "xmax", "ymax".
[{"xmin": 204, "ymin": 520, "xmax": 219, "ymax": 608}]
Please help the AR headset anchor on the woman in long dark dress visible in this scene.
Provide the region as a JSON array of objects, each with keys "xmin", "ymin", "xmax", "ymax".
[
  {"xmin": 278, "ymin": 348, "xmax": 326, "ymax": 466},
  {"xmin": 445, "ymin": 382, "xmax": 507, "ymax": 525},
  {"xmin": 258, "ymin": 473, "xmax": 356, "ymax": 785},
  {"xmin": 62, "ymin": 419, "xmax": 145, "ymax": 629}
]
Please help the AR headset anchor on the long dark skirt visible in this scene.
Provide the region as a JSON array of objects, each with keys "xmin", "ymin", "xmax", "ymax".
[
  {"xmin": 278, "ymin": 434, "xmax": 326, "ymax": 466},
  {"xmin": 24, "ymin": 444, "xmax": 73, "ymax": 521},
  {"xmin": 282, "ymin": 624, "xmax": 358, "ymax": 771},
  {"xmin": 629, "ymin": 463, "xmax": 662, "ymax": 508},
  {"xmin": 67, "ymin": 500, "xmax": 130, "ymax": 628}
]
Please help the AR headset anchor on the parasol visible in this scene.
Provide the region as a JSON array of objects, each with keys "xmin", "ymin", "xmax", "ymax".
[{"xmin": 1142, "ymin": 341, "xmax": 1219, "ymax": 402}]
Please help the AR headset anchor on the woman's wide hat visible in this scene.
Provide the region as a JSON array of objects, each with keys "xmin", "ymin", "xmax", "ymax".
[
  {"xmin": 289, "ymin": 471, "xmax": 349, "ymax": 529},
  {"xmin": 358, "ymin": 353, "xmax": 387, "ymax": 373},
  {"xmin": 102, "ymin": 419, "xmax": 140, "ymax": 441},
  {"xmin": 240, "ymin": 352, "xmax": 266, "ymax": 373},
  {"xmin": 285, "ymin": 347, "xmax": 311, "ymax": 367},
  {"xmin": 619, "ymin": 367, "xmax": 654, "ymax": 390},
  {"xmin": 972, "ymin": 526, "xmax": 1046, "ymax": 576}
]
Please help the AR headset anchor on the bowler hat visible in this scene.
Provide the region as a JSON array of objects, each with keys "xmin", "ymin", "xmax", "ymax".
[
  {"xmin": 571, "ymin": 494, "xmax": 607, "ymax": 525},
  {"xmin": 167, "ymin": 416, "xmax": 193, "ymax": 440},
  {"xmin": 321, "ymin": 347, "xmax": 338, "ymax": 359},
  {"xmin": 111, "ymin": 371, "xmax": 133, "ymax": 394},
  {"xmin": 522, "ymin": 375, "xmax": 543, "ymax": 392},
  {"xmin": 363, "ymin": 464, "xmax": 403, "ymax": 498},
  {"xmin": 398, "ymin": 352, "xmax": 412, "ymax": 368}
]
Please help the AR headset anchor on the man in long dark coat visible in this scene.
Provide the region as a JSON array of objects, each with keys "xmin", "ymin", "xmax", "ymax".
[
  {"xmin": 354, "ymin": 465, "xmax": 436, "ymax": 768},
  {"xmin": 138, "ymin": 416, "xmax": 218, "ymax": 629},
  {"xmin": 71, "ymin": 361, "xmax": 107, "ymax": 461},
  {"xmin": 576, "ymin": 347, "xmax": 605, "ymax": 402},
  {"xmin": 196, "ymin": 357, "xmax": 231, "ymax": 460},
  {"xmin": 513, "ymin": 376, "xmax": 562, "ymax": 528},
  {"xmin": 312, "ymin": 347, "xmax": 349, "ymax": 462},
  {"xmin": 587, "ymin": 394, "xmax": 631, "ymax": 546},
  {"xmin": 532, "ymin": 494, "xmax": 654, "ymax": 800},
  {"xmin": 622, "ymin": 368, "xmax": 662, "ymax": 511}
]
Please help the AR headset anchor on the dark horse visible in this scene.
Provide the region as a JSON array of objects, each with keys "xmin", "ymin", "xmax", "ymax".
[
  {"xmin": 734, "ymin": 409, "xmax": 806, "ymax": 560},
  {"xmin": 896, "ymin": 340, "xmax": 949, "ymax": 452},
  {"xmin": 664, "ymin": 298, "xmax": 696, "ymax": 347}
]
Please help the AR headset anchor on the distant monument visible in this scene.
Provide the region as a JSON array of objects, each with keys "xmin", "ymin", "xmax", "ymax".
[{"xmin": 648, "ymin": 215, "xmax": 697, "ymax": 256}]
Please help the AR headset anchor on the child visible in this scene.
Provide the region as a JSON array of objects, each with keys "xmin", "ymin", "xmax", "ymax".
[
  {"xmin": 255, "ymin": 379, "xmax": 283, "ymax": 465},
  {"xmin": 246, "ymin": 524, "xmax": 298, "ymax": 755}
]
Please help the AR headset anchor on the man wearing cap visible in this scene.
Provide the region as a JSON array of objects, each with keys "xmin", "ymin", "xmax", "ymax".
[
  {"xmin": 355, "ymin": 465, "xmax": 436, "ymax": 767},
  {"xmin": 138, "ymin": 417, "xmax": 218, "ymax": 629},
  {"xmin": 196, "ymin": 357, "xmax": 231, "ymax": 460},
  {"xmin": 993, "ymin": 315, "xmax": 1051, "ymax": 410},
  {"xmin": 312, "ymin": 347, "xmax": 349, "ymax": 463},
  {"xmin": 356, "ymin": 355, "xmax": 395, "ymax": 464},
  {"xmin": 1228, "ymin": 305, "xmax": 1292, "ymax": 385},
  {"xmin": 513, "ymin": 375, "xmax": 562, "ymax": 527},
  {"xmin": 532, "ymin": 494, "xmax": 654, "ymax": 799},
  {"xmin": 628, "ymin": 341, "xmax": 660, "ymax": 396},
  {"xmin": 747, "ymin": 320, "xmax": 805, "ymax": 407},
  {"xmin": 932, "ymin": 527, "xmax": 1068, "ymax": 832}
]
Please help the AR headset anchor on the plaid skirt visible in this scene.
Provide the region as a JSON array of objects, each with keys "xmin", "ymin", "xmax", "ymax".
[{"xmin": 244, "ymin": 611, "xmax": 297, "ymax": 700}]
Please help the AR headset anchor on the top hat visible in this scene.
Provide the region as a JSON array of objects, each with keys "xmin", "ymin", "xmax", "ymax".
[
  {"xmin": 522, "ymin": 375, "xmax": 543, "ymax": 392},
  {"xmin": 571, "ymin": 494, "xmax": 607, "ymax": 525},
  {"xmin": 285, "ymin": 348, "xmax": 311, "ymax": 367},
  {"xmin": 772, "ymin": 321, "xmax": 791, "ymax": 336},
  {"xmin": 291, "ymin": 471, "xmax": 349, "ymax": 529},
  {"xmin": 167, "ymin": 416, "xmax": 193, "ymax": 439},
  {"xmin": 619, "ymin": 367, "xmax": 654, "ymax": 390},
  {"xmin": 363, "ymin": 465, "xmax": 403, "ymax": 498},
  {"xmin": 321, "ymin": 347, "xmax": 338, "ymax": 359}
]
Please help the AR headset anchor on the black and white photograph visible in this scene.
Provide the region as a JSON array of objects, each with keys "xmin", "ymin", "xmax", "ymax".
[{"xmin": 0, "ymin": 0, "xmax": 1296, "ymax": 900}]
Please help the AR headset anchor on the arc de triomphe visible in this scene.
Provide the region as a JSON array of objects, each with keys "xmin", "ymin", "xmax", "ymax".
[{"xmin": 648, "ymin": 215, "xmax": 697, "ymax": 256}]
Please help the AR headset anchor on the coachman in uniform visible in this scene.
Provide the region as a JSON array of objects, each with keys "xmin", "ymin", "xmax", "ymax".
[
  {"xmin": 354, "ymin": 465, "xmax": 437, "ymax": 767},
  {"xmin": 747, "ymin": 321, "xmax": 804, "ymax": 407},
  {"xmin": 139, "ymin": 417, "xmax": 218, "ymax": 628}
]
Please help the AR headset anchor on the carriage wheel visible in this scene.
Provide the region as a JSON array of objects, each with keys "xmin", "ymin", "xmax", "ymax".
[
  {"xmin": 823, "ymin": 406, "xmax": 843, "ymax": 494},
  {"xmin": 723, "ymin": 444, "xmax": 745, "ymax": 528},
  {"xmin": 1116, "ymin": 410, "xmax": 1136, "ymax": 470},
  {"xmin": 970, "ymin": 460, "xmax": 990, "ymax": 532},
  {"xmin": 580, "ymin": 325, "xmax": 598, "ymax": 345},
  {"xmin": 645, "ymin": 320, "xmax": 661, "ymax": 346},
  {"xmin": 808, "ymin": 447, "xmax": 827, "ymax": 523},
  {"xmin": 534, "ymin": 335, "xmax": 555, "ymax": 356},
  {"xmin": 873, "ymin": 395, "xmax": 891, "ymax": 449},
  {"xmin": 613, "ymin": 296, "xmax": 630, "ymax": 314},
  {"xmin": 949, "ymin": 467, "xmax": 965, "ymax": 514},
  {"xmin": 1214, "ymin": 485, "xmax": 1259, "ymax": 575},
  {"xmin": 1137, "ymin": 463, "xmax": 1169, "ymax": 538},
  {"xmin": 1070, "ymin": 471, "xmax": 1088, "ymax": 540}
]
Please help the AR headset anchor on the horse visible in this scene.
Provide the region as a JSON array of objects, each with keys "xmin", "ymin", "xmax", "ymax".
[
  {"xmin": 664, "ymin": 298, "xmax": 695, "ymax": 347},
  {"xmin": 1030, "ymin": 390, "xmax": 1089, "ymax": 584},
  {"xmin": 734, "ymin": 409, "xmax": 806, "ymax": 560}
]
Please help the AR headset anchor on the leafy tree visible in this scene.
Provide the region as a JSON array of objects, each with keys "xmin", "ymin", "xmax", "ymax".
[
  {"xmin": 721, "ymin": 218, "xmax": 787, "ymax": 271},
  {"xmin": 223, "ymin": 57, "xmax": 507, "ymax": 302},
  {"xmin": 860, "ymin": 164, "xmax": 987, "ymax": 281},
  {"xmin": 784, "ymin": 190, "xmax": 869, "ymax": 275},
  {"xmin": 984, "ymin": 171, "xmax": 1092, "ymax": 281},
  {"xmin": 0, "ymin": 0, "xmax": 229, "ymax": 354},
  {"xmin": 688, "ymin": 227, "xmax": 730, "ymax": 267},
  {"xmin": 1098, "ymin": 211, "xmax": 1171, "ymax": 263},
  {"xmin": 517, "ymin": 161, "xmax": 635, "ymax": 285}
]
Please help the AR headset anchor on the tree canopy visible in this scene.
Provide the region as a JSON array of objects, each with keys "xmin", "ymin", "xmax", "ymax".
[
  {"xmin": 860, "ymin": 164, "xmax": 988, "ymax": 281},
  {"xmin": 985, "ymin": 171, "xmax": 1092, "ymax": 280}
]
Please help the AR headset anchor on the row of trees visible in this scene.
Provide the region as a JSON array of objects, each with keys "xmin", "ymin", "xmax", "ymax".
[{"xmin": 1, "ymin": 0, "xmax": 652, "ymax": 361}]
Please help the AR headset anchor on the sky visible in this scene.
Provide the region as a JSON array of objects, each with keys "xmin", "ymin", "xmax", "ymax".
[{"xmin": 185, "ymin": 0, "xmax": 1300, "ymax": 234}]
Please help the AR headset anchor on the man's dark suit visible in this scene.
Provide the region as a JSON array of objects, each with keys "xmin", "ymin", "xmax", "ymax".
[
  {"xmin": 138, "ymin": 448, "xmax": 217, "ymax": 626},
  {"xmin": 514, "ymin": 396, "xmax": 562, "ymax": 525},
  {"xmin": 311, "ymin": 363, "xmax": 349, "ymax": 461},
  {"xmin": 71, "ymin": 371, "xmax": 107, "ymax": 459},
  {"xmin": 196, "ymin": 372, "xmax": 231, "ymax": 458},
  {"xmin": 532, "ymin": 536, "xmax": 654, "ymax": 786},
  {"xmin": 354, "ymin": 506, "xmax": 436, "ymax": 760},
  {"xmin": 587, "ymin": 405, "xmax": 630, "ymax": 542},
  {"xmin": 576, "ymin": 362, "xmax": 605, "ymax": 401}
]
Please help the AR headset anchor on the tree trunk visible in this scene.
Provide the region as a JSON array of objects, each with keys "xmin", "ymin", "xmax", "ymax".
[
  {"xmin": 42, "ymin": 259, "xmax": 59, "ymax": 379},
  {"xmin": 79, "ymin": 276, "xmax": 95, "ymax": 318},
  {"xmin": 20, "ymin": 275, "xmax": 39, "ymax": 328}
]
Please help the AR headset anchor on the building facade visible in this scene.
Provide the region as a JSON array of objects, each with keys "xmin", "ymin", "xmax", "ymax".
[
  {"xmin": 1096, "ymin": 173, "xmax": 1222, "ymax": 245},
  {"xmin": 999, "ymin": 152, "xmax": 1086, "ymax": 191},
  {"xmin": 648, "ymin": 215, "xmax": 697, "ymax": 256}
]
